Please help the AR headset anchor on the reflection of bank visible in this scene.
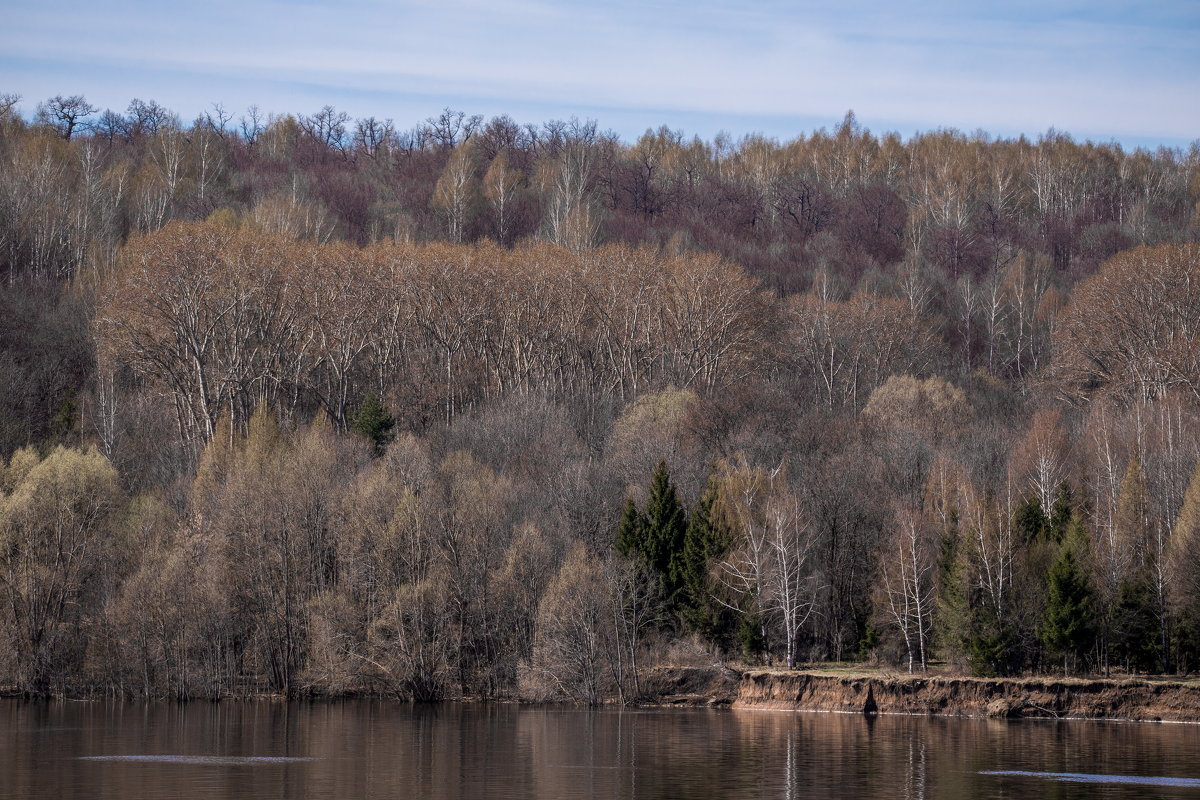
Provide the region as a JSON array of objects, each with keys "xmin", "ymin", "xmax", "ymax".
[
  {"xmin": 526, "ymin": 708, "xmax": 757, "ymax": 799},
  {"xmin": 758, "ymin": 711, "xmax": 879, "ymax": 797},
  {"xmin": 9, "ymin": 701, "xmax": 1200, "ymax": 799},
  {"xmin": 767, "ymin": 712, "xmax": 943, "ymax": 799}
]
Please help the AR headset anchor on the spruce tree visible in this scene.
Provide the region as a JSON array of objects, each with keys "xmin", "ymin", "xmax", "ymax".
[
  {"xmin": 966, "ymin": 603, "xmax": 1018, "ymax": 677},
  {"xmin": 1111, "ymin": 573, "xmax": 1160, "ymax": 673},
  {"xmin": 1015, "ymin": 495, "xmax": 1049, "ymax": 544},
  {"xmin": 643, "ymin": 459, "xmax": 687, "ymax": 605},
  {"xmin": 738, "ymin": 612, "xmax": 768, "ymax": 662},
  {"xmin": 1049, "ymin": 482, "xmax": 1074, "ymax": 542},
  {"xmin": 938, "ymin": 515, "xmax": 1018, "ymax": 676},
  {"xmin": 1040, "ymin": 519, "xmax": 1096, "ymax": 674},
  {"xmin": 678, "ymin": 475, "xmax": 732, "ymax": 641},
  {"xmin": 616, "ymin": 460, "xmax": 687, "ymax": 611},
  {"xmin": 615, "ymin": 496, "xmax": 644, "ymax": 560},
  {"xmin": 350, "ymin": 394, "xmax": 394, "ymax": 455},
  {"xmin": 935, "ymin": 520, "xmax": 972, "ymax": 665},
  {"xmin": 1168, "ymin": 458, "xmax": 1200, "ymax": 672}
]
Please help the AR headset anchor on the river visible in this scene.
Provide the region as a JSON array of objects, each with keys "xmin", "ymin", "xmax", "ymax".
[{"xmin": 2, "ymin": 699, "xmax": 1198, "ymax": 799}]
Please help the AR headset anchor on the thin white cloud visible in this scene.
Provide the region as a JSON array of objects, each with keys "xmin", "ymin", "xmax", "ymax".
[{"xmin": 2, "ymin": 0, "xmax": 1195, "ymax": 144}]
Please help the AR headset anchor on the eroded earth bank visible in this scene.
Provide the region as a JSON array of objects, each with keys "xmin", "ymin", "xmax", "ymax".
[{"xmin": 647, "ymin": 666, "xmax": 1200, "ymax": 722}]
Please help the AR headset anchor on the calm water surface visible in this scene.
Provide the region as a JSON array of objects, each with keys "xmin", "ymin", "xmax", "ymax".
[{"xmin": 2, "ymin": 699, "xmax": 1198, "ymax": 799}]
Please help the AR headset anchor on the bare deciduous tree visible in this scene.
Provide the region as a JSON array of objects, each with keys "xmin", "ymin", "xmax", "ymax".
[{"xmin": 36, "ymin": 94, "xmax": 96, "ymax": 140}]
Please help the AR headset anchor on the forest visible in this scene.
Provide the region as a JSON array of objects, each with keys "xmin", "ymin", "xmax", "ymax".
[{"xmin": 1, "ymin": 92, "xmax": 1199, "ymax": 700}]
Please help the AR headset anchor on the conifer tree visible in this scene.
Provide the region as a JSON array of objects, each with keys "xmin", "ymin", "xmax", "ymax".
[
  {"xmin": 965, "ymin": 603, "xmax": 1018, "ymax": 677},
  {"xmin": 1111, "ymin": 453, "xmax": 1167, "ymax": 671},
  {"xmin": 1040, "ymin": 518, "xmax": 1096, "ymax": 674},
  {"xmin": 350, "ymin": 394, "xmax": 394, "ymax": 455},
  {"xmin": 935, "ymin": 519, "xmax": 972, "ymax": 666},
  {"xmin": 1111, "ymin": 573, "xmax": 1160, "ymax": 673},
  {"xmin": 1014, "ymin": 495, "xmax": 1049, "ymax": 544},
  {"xmin": 678, "ymin": 475, "xmax": 732, "ymax": 641},
  {"xmin": 1175, "ymin": 459, "xmax": 1200, "ymax": 549},
  {"xmin": 1049, "ymin": 482, "xmax": 1074, "ymax": 542},
  {"xmin": 936, "ymin": 516, "xmax": 1019, "ymax": 676},
  {"xmin": 615, "ymin": 496, "xmax": 644, "ymax": 560},
  {"xmin": 643, "ymin": 460, "xmax": 687, "ymax": 603},
  {"xmin": 192, "ymin": 411, "xmax": 237, "ymax": 515},
  {"xmin": 1168, "ymin": 458, "xmax": 1200, "ymax": 671},
  {"xmin": 615, "ymin": 460, "xmax": 687, "ymax": 611}
]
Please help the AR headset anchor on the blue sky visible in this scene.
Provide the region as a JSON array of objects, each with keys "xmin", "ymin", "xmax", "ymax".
[{"xmin": 2, "ymin": 0, "xmax": 1196, "ymax": 148}]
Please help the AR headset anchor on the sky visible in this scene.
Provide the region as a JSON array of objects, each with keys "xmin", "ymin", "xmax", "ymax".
[{"xmin": 2, "ymin": 0, "xmax": 1197, "ymax": 148}]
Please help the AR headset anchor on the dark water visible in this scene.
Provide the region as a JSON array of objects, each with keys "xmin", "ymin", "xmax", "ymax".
[{"xmin": 2, "ymin": 700, "xmax": 1199, "ymax": 799}]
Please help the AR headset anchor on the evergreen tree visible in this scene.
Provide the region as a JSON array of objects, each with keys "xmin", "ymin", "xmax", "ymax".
[
  {"xmin": 615, "ymin": 460, "xmax": 687, "ymax": 611},
  {"xmin": 935, "ymin": 520, "xmax": 972, "ymax": 665},
  {"xmin": 1173, "ymin": 617, "xmax": 1200, "ymax": 675},
  {"xmin": 936, "ymin": 514, "xmax": 1020, "ymax": 676},
  {"xmin": 615, "ymin": 496, "xmax": 644, "ymax": 560},
  {"xmin": 965, "ymin": 602, "xmax": 1018, "ymax": 677},
  {"xmin": 1040, "ymin": 519, "xmax": 1096, "ymax": 674},
  {"xmin": 678, "ymin": 475, "xmax": 733, "ymax": 641},
  {"xmin": 644, "ymin": 460, "xmax": 687, "ymax": 595},
  {"xmin": 1049, "ymin": 482, "xmax": 1074, "ymax": 542},
  {"xmin": 737, "ymin": 612, "xmax": 768, "ymax": 662},
  {"xmin": 1111, "ymin": 573, "xmax": 1160, "ymax": 673},
  {"xmin": 49, "ymin": 397, "xmax": 76, "ymax": 444},
  {"xmin": 350, "ymin": 394, "xmax": 394, "ymax": 455},
  {"xmin": 1014, "ymin": 495, "xmax": 1049, "ymax": 544},
  {"xmin": 1168, "ymin": 458, "xmax": 1200, "ymax": 672}
]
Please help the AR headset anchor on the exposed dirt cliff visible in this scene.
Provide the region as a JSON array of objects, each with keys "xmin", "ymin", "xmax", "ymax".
[{"xmin": 732, "ymin": 670, "xmax": 1200, "ymax": 722}]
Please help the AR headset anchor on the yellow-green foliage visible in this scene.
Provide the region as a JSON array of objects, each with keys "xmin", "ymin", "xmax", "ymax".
[{"xmin": 863, "ymin": 374, "xmax": 968, "ymax": 442}]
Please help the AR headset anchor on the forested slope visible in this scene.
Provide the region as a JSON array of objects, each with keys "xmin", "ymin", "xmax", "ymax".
[{"xmin": 1, "ymin": 94, "xmax": 1199, "ymax": 699}]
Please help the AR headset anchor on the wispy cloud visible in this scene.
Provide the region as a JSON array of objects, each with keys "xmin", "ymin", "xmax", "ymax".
[{"xmin": 2, "ymin": 0, "xmax": 1196, "ymax": 145}]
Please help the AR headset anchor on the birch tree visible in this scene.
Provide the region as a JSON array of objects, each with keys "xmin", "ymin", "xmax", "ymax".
[
  {"xmin": 715, "ymin": 459, "xmax": 819, "ymax": 668},
  {"xmin": 876, "ymin": 506, "xmax": 936, "ymax": 672}
]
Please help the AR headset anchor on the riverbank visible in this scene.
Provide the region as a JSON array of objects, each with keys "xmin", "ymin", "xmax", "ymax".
[
  {"xmin": 6, "ymin": 666, "xmax": 1199, "ymax": 722},
  {"xmin": 642, "ymin": 665, "xmax": 1200, "ymax": 723}
]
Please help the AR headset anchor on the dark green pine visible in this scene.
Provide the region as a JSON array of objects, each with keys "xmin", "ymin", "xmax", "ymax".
[
  {"xmin": 1040, "ymin": 523, "xmax": 1096, "ymax": 673},
  {"xmin": 1049, "ymin": 482, "xmax": 1075, "ymax": 542},
  {"xmin": 616, "ymin": 495, "xmax": 645, "ymax": 561},
  {"xmin": 678, "ymin": 475, "xmax": 730, "ymax": 638},
  {"xmin": 1014, "ymin": 494, "xmax": 1049, "ymax": 544},
  {"xmin": 350, "ymin": 393, "xmax": 395, "ymax": 455},
  {"xmin": 642, "ymin": 459, "xmax": 687, "ymax": 603},
  {"xmin": 1111, "ymin": 573, "xmax": 1160, "ymax": 673}
]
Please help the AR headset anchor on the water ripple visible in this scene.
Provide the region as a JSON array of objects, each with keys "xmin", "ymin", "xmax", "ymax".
[
  {"xmin": 80, "ymin": 755, "xmax": 318, "ymax": 766},
  {"xmin": 981, "ymin": 770, "xmax": 1200, "ymax": 787}
]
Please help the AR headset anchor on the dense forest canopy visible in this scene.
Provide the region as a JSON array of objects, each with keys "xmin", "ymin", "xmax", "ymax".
[{"xmin": 1, "ymin": 93, "xmax": 1199, "ymax": 699}]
